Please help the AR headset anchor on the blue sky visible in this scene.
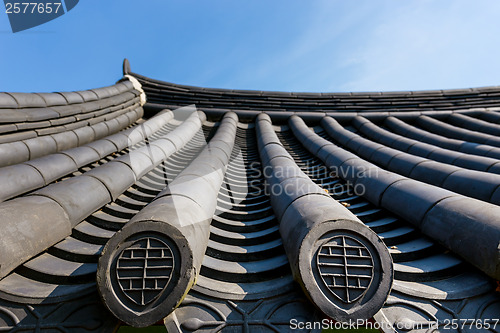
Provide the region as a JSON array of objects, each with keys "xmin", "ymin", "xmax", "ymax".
[{"xmin": 1, "ymin": 0, "xmax": 500, "ymax": 93}]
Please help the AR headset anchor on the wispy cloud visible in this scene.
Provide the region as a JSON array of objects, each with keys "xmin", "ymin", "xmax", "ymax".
[
  {"xmin": 339, "ymin": 0, "xmax": 500, "ymax": 91},
  {"xmin": 224, "ymin": 0, "xmax": 500, "ymax": 92},
  {"xmin": 225, "ymin": 1, "xmax": 381, "ymax": 91}
]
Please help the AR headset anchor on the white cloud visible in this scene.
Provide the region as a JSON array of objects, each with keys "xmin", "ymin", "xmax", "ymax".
[
  {"xmin": 338, "ymin": 0, "xmax": 500, "ymax": 91},
  {"xmin": 226, "ymin": 0, "xmax": 500, "ymax": 92}
]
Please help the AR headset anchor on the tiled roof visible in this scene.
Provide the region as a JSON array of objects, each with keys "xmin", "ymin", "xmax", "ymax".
[{"xmin": 0, "ymin": 59, "xmax": 498, "ymax": 332}]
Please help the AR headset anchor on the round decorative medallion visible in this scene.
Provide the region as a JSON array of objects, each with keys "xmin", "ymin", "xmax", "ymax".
[
  {"xmin": 316, "ymin": 235, "xmax": 374, "ymax": 304},
  {"xmin": 116, "ymin": 236, "xmax": 175, "ymax": 306}
]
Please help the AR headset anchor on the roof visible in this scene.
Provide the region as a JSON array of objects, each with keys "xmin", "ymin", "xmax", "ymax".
[{"xmin": 0, "ymin": 59, "xmax": 498, "ymax": 332}]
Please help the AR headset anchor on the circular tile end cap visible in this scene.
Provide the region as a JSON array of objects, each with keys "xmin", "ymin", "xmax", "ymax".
[
  {"xmin": 298, "ymin": 219, "xmax": 393, "ymax": 321},
  {"xmin": 97, "ymin": 220, "xmax": 194, "ymax": 328}
]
